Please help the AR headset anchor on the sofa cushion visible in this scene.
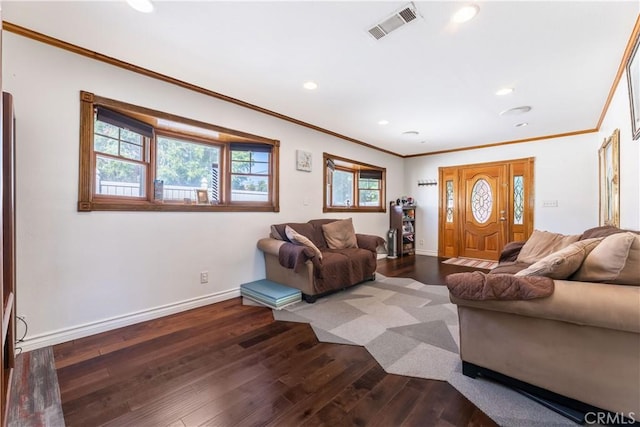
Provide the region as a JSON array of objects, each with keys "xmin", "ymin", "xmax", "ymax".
[
  {"xmin": 490, "ymin": 261, "xmax": 531, "ymax": 275},
  {"xmin": 285, "ymin": 225, "xmax": 323, "ymax": 259},
  {"xmin": 617, "ymin": 234, "xmax": 640, "ymax": 285},
  {"xmin": 322, "ymin": 218, "xmax": 358, "ymax": 249},
  {"xmin": 316, "ymin": 248, "xmax": 375, "ymax": 291},
  {"xmin": 307, "ymin": 218, "xmax": 339, "ymax": 248},
  {"xmin": 515, "ymin": 238, "xmax": 602, "ymax": 279},
  {"xmin": 572, "ymin": 232, "xmax": 637, "ymax": 284},
  {"xmin": 516, "ymin": 230, "xmax": 581, "ymax": 264}
]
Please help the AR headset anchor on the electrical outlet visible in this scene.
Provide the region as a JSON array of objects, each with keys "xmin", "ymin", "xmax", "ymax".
[
  {"xmin": 200, "ymin": 271, "xmax": 209, "ymax": 284},
  {"xmin": 419, "ymin": 239, "xmax": 424, "ymax": 246}
]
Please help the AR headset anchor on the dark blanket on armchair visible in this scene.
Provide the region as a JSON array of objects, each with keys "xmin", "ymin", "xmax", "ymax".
[
  {"xmin": 446, "ymin": 271, "xmax": 554, "ymax": 301},
  {"xmin": 278, "ymin": 243, "xmax": 319, "ymax": 273}
]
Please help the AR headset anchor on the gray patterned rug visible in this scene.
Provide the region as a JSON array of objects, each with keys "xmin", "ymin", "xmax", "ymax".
[{"xmin": 273, "ymin": 274, "xmax": 577, "ymax": 427}]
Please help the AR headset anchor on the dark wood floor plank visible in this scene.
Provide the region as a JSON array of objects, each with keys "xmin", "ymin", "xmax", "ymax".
[
  {"xmin": 377, "ymin": 254, "xmax": 489, "ymax": 285},
  {"xmin": 329, "ymin": 363, "xmax": 388, "ymax": 413},
  {"xmin": 343, "ymin": 374, "xmax": 410, "ymax": 426},
  {"xmin": 109, "ymin": 323, "xmax": 314, "ymax": 426},
  {"xmin": 59, "ymin": 308, "xmax": 276, "ymax": 403},
  {"xmin": 232, "ymin": 393, "xmax": 293, "ymax": 427},
  {"xmin": 267, "ymin": 351, "xmax": 377, "ymax": 426},
  {"xmin": 369, "ymin": 380, "xmax": 424, "ymax": 427},
  {"xmin": 49, "ymin": 256, "xmax": 501, "ymax": 427},
  {"xmin": 54, "ymin": 298, "xmax": 254, "ymax": 369}
]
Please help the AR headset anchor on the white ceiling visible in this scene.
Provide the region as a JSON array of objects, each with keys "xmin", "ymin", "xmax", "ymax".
[{"xmin": 3, "ymin": 1, "xmax": 638, "ymax": 156}]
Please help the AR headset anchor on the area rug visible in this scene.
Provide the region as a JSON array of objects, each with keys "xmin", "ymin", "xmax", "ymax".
[
  {"xmin": 273, "ymin": 274, "xmax": 575, "ymax": 426},
  {"xmin": 442, "ymin": 257, "xmax": 499, "ymax": 270}
]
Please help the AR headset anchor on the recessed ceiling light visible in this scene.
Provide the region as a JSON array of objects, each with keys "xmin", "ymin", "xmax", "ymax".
[
  {"xmin": 402, "ymin": 130, "xmax": 420, "ymax": 136},
  {"xmin": 451, "ymin": 5, "xmax": 479, "ymax": 24},
  {"xmin": 126, "ymin": 0, "xmax": 154, "ymax": 13},
  {"xmin": 378, "ymin": 120, "xmax": 389, "ymax": 126},
  {"xmin": 515, "ymin": 122, "xmax": 529, "ymax": 127},
  {"xmin": 303, "ymin": 81, "xmax": 318, "ymax": 90},
  {"xmin": 495, "ymin": 88, "xmax": 514, "ymax": 96},
  {"xmin": 499, "ymin": 106, "xmax": 532, "ymax": 116}
]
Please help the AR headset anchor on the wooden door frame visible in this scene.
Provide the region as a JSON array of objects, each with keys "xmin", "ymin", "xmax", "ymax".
[{"xmin": 438, "ymin": 157, "xmax": 534, "ymax": 258}]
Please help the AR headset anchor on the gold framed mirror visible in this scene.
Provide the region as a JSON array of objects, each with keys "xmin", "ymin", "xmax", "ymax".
[{"xmin": 599, "ymin": 128, "xmax": 620, "ymax": 227}]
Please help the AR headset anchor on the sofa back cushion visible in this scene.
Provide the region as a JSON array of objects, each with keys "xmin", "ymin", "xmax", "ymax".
[
  {"xmin": 580, "ymin": 225, "xmax": 626, "ymax": 240},
  {"xmin": 514, "ymin": 238, "xmax": 602, "ymax": 279},
  {"xmin": 308, "ymin": 219, "xmax": 339, "ymax": 248},
  {"xmin": 572, "ymin": 232, "xmax": 638, "ymax": 285},
  {"xmin": 516, "ymin": 230, "xmax": 581, "ymax": 264},
  {"xmin": 321, "ymin": 218, "xmax": 358, "ymax": 249}
]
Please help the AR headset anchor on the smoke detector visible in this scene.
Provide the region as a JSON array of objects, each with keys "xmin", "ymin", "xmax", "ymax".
[{"xmin": 368, "ymin": 3, "xmax": 419, "ymax": 40}]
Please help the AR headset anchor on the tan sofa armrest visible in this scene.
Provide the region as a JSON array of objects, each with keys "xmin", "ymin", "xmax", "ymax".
[
  {"xmin": 356, "ymin": 234, "xmax": 385, "ymax": 253},
  {"xmin": 257, "ymin": 238, "xmax": 285, "ymax": 256},
  {"xmin": 451, "ymin": 280, "xmax": 640, "ymax": 333}
]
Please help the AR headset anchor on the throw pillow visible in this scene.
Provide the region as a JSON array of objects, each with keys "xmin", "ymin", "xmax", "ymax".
[
  {"xmin": 321, "ymin": 218, "xmax": 358, "ymax": 250},
  {"xmin": 515, "ymin": 238, "xmax": 602, "ymax": 279},
  {"xmin": 572, "ymin": 232, "xmax": 636, "ymax": 283},
  {"xmin": 516, "ymin": 230, "xmax": 581, "ymax": 264},
  {"xmin": 615, "ymin": 233, "xmax": 640, "ymax": 285},
  {"xmin": 285, "ymin": 225, "xmax": 323, "ymax": 259}
]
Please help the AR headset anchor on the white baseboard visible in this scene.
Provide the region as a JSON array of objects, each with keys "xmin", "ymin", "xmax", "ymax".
[
  {"xmin": 19, "ymin": 288, "xmax": 241, "ymax": 353},
  {"xmin": 415, "ymin": 249, "xmax": 438, "ymax": 256}
]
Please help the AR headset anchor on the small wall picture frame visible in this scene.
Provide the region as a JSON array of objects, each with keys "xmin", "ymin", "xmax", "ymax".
[
  {"xmin": 296, "ymin": 150, "xmax": 312, "ymax": 172},
  {"xmin": 196, "ymin": 189, "xmax": 209, "ymax": 205}
]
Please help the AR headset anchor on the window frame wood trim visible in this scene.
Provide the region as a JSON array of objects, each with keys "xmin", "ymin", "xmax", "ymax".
[
  {"xmin": 78, "ymin": 91, "xmax": 280, "ymax": 212},
  {"xmin": 322, "ymin": 152, "xmax": 386, "ymax": 213}
]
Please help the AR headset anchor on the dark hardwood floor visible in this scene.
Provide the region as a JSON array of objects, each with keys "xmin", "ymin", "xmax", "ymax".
[
  {"xmin": 54, "ymin": 255, "xmax": 497, "ymax": 427},
  {"xmin": 376, "ymin": 254, "xmax": 491, "ymax": 285}
]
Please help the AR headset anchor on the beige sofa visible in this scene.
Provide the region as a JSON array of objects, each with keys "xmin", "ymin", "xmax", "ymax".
[
  {"xmin": 257, "ymin": 218, "xmax": 384, "ymax": 302},
  {"xmin": 449, "ymin": 226, "xmax": 640, "ymax": 418}
]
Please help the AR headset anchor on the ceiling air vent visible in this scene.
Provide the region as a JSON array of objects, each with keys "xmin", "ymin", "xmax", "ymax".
[{"xmin": 368, "ymin": 3, "xmax": 419, "ymax": 41}]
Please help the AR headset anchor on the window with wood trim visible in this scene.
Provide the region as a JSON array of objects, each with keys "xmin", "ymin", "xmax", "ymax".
[
  {"xmin": 78, "ymin": 91, "xmax": 280, "ymax": 212},
  {"xmin": 323, "ymin": 153, "xmax": 386, "ymax": 213}
]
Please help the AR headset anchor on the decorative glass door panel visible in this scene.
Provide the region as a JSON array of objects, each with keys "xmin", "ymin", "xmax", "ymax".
[
  {"xmin": 514, "ymin": 175, "xmax": 524, "ymax": 225},
  {"xmin": 471, "ymin": 178, "xmax": 492, "ymax": 224},
  {"xmin": 446, "ymin": 180, "xmax": 454, "ymax": 223}
]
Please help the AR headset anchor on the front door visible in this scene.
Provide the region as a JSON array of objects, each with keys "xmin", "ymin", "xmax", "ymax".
[
  {"xmin": 438, "ymin": 158, "xmax": 534, "ymax": 261},
  {"xmin": 459, "ymin": 165, "xmax": 507, "ymax": 260}
]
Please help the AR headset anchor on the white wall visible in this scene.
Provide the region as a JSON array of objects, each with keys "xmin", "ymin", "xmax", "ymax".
[
  {"xmin": 3, "ymin": 33, "xmax": 404, "ymax": 349},
  {"xmin": 599, "ymin": 68, "xmax": 640, "ymax": 230},
  {"xmin": 405, "ymin": 69, "xmax": 639, "ymax": 256}
]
